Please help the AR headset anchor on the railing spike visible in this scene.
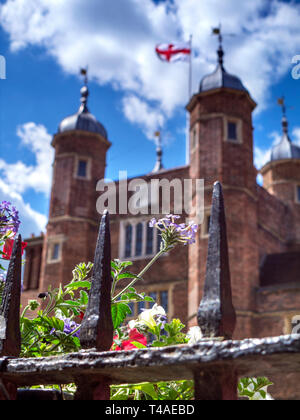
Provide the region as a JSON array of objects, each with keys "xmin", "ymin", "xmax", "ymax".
[
  {"xmin": 80, "ymin": 210, "xmax": 113, "ymax": 351},
  {"xmin": 197, "ymin": 182, "xmax": 236, "ymax": 339},
  {"xmin": 0, "ymin": 235, "xmax": 22, "ymax": 357}
]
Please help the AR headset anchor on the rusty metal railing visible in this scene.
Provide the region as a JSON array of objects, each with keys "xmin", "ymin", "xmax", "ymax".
[{"xmin": 1, "ymin": 182, "xmax": 300, "ymax": 400}]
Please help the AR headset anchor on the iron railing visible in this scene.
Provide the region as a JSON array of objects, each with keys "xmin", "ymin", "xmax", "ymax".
[{"xmin": 1, "ymin": 182, "xmax": 300, "ymax": 400}]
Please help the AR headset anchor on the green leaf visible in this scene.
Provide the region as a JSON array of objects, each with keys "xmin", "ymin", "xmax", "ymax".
[
  {"xmin": 79, "ymin": 290, "xmax": 89, "ymax": 306},
  {"xmin": 65, "ymin": 280, "xmax": 91, "ymax": 291},
  {"xmin": 111, "ymin": 303, "xmax": 132, "ymax": 329},
  {"xmin": 131, "ymin": 341, "xmax": 147, "ymax": 349}
]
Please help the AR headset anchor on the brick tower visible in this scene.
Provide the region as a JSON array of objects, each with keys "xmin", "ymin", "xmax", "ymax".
[
  {"xmin": 186, "ymin": 33, "xmax": 258, "ymax": 338},
  {"xmin": 261, "ymin": 103, "xmax": 300, "ymax": 252},
  {"xmin": 39, "ymin": 81, "xmax": 111, "ymax": 292}
]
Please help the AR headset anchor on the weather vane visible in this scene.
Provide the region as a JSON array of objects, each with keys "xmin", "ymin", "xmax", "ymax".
[
  {"xmin": 80, "ymin": 67, "xmax": 88, "ymax": 86},
  {"xmin": 277, "ymin": 96, "xmax": 287, "ymax": 117},
  {"xmin": 212, "ymin": 24, "xmax": 223, "ymax": 48},
  {"xmin": 211, "ymin": 24, "xmax": 235, "ymax": 66},
  {"xmin": 212, "ymin": 24, "xmax": 236, "ymax": 46}
]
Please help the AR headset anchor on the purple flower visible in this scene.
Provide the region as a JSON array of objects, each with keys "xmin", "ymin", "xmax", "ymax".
[
  {"xmin": 149, "ymin": 214, "xmax": 198, "ymax": 249},
  {"xmin": 50, "ymin": 317, "xmax": 81, "ymax": 338},
  {"xmin": 63, "ymin": 318, "xmax": 81, "ymax": 338},
  {"xmin": 0, "ymin": 201, "xmax": 21, "ymax": 236}
]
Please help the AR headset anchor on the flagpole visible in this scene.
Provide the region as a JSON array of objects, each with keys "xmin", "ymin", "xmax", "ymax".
[
  {"xmin": 186, "ymin": 34, "xmax": 193, "ymax": 165},
  {"xmin": 189, "ymin": 34, "xmax": 193, "ymax": 99}
]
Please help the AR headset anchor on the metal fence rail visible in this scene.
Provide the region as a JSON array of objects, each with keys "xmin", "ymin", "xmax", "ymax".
[{"xmin": 1, "ymin": 182, "xmax": 300, "ymax": 400}]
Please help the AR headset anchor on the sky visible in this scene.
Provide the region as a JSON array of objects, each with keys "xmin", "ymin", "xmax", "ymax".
[{"xmin": 0, "ymin": 0, "xmax": 300, "ymax": 238}]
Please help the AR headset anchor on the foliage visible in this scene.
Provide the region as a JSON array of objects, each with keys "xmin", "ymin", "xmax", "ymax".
[
  {"xmin": 111, "ymin": 381, "xmax": 194, "ymax": 400},
  {"xmin": 20, "ymin": 262, "xmax": 93, "ymax": 357},
  {"xmin": 0, "ymin": 207, "xmax": 274, "ymax": 400},
  {"xmin": 238, "ymin": 377, "xmax": 273, "ymax": 400}
]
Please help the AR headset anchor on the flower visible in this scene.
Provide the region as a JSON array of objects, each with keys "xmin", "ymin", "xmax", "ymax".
[
  {"xmin": 2, "ymin": 239, "xmax": 27, "ymax": 260},
  {"xmin": 112, "ymin": 328, "xmax": 147, "ymax": 351},
  {"xmin": 138, "ymin": 304, "xmax": 167, "ymax": 330},
  {"xmin": 186, "ymin": 326, "xmax": 203, "ymax": 344},
  {"xmin": 50, "ymin": 315, "xmax": 81, "ymax": 338},
  {"xmin": 149, "ymin": 215, "xmax": 198, "ymax": 250},
  {"xmin": 63, "ymin": 318, "xmax": 81, "ymax": 338},
  {"xmin": 121, "ymin": 329, "xmax": 147, "ymax": 350},
  {"xmin": 0, "ymin": 201, "xmax": 21, "ymax": 236}
]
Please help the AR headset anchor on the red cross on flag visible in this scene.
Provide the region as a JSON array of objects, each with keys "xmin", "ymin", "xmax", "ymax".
[{"xmin": 155, "ymin": 42, "xmax": 191, "ymax": 62}]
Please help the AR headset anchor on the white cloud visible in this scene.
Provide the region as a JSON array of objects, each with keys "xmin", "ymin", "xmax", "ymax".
[
  {"xmin": 292, "ymin": 127, "xmax": 300, "ymax": 146},
  {"xmin": 1, "ymin": 0, "xmax": 300, "ymax": 127},
  {"xmin": 0, "ymin": 179, "xmax": 47, "ymax": 237},
  {"xmin": 122, "ymin": 94, "xmax": 165, "ymax": 141},
  {"xmin": 254, "ymin": 130, "xmax": 281, "ymax": 169},
  {"xmin": 254, "ymin": 146, "xmax": 271, "ymax": 170},
  {"xmin": 0, "ymin": 122, "xmax": 53, "ymax": 236},
  {"xmin": 0, "ymin": 122, "xmax": 53, "ymax": 195}
]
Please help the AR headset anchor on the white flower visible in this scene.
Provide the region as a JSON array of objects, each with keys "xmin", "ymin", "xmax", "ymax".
[
  {"xmin": 252, "ymin": 387, "xmax": 274, "ymax": 401},
  {"xmin": 128, "ymin": 319, "xmax": 138, "ymax": 330},
  {"xmin": 138, "ymin": 304, "xmax": 166, "ymax": 329},
  {"xmin": 186, "ymin": 326, "xmax": 203, "ymax": 344}
]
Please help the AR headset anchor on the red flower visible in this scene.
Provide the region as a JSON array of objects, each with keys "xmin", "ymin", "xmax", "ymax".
[
  {"xmin": 111, "ymin": 328, "xmax": 147, "ymax": 351},
  {"xmin": 2, "ymin": 239, "xmax": 27, "ymax": 260},
  {"xmin": 79, "ymin": 312, "xmax": 85, "ymax": 321}
]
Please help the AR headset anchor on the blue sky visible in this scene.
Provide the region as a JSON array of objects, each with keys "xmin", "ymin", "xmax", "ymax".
[{"xmin": 0, "ymin": 0, "xmax": 300, "ymax": 238}]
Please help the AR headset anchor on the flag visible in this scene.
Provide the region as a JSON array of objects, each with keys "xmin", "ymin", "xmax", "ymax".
[{"xmin": 155, "ymin": 42, "xmax": 191, "ymax": 63}]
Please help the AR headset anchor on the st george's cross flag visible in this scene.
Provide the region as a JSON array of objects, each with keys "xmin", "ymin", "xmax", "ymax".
[{"xmin": 155, "ymin": 42, "xmax": 191, "ymax": 62}]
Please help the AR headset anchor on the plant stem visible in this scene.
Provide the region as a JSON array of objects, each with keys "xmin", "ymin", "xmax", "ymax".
[
  {"xmin": 112, "ymin": 249, "xmax": 166, "ymax": 302},
  {"xmin": 46, "ymin": 325, "xmax": 81, "ymax": 354}
]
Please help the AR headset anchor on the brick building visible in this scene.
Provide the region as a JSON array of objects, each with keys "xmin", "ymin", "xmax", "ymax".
[{"xmin": 22, "ymin": 43, "xmax": 300, "ymax": 344}]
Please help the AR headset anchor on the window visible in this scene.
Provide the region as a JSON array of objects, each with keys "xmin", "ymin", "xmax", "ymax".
[
  {"xmin": 148, "ymin": 292, "xmax": 157, "ymax": 309},
  {"xmin": 191, "ymin": 128, "xmax": 197, "ymax": 151},
  {"xmin": 201, "ymin": 213, "xmax": 211, "ymax": 238},
  {"xmin": 77, "ymin": 160, "xmax": 87, "ymax": 178},
  {"xmin": 228, "ymin": 122, "xmax": 237, "ymax": 141},
  {"xmin": 48, "ymin": 242, "xmax": 61, "ymax": 263},
  {"xmin": 124, "ymin": 225, "xmax": 133, "ymax": 258},
  {"xmin": 160, "ymin": 291, "xmax": 168, "ymax": 313},
  {"xmin": 296, "ymin": 186, "xmax": 300, "ymax": 203},
  {"xmin": 135, "ymin": 223, "xmax": 143, "ymax": 257},
  {"xmin": 52, "ymin": 244, "xmax": 60, "ymax": 260},
  {"xmin": 120, "ymin": 220, "xmax": 162, "ymax": 260},
  {"xmin": 146, "ymin": 224, "xmax": 154, "ymax": 255},
  {"xmin": 225, "ymin": 118, "xmax": 242, "ymax": 143}
]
